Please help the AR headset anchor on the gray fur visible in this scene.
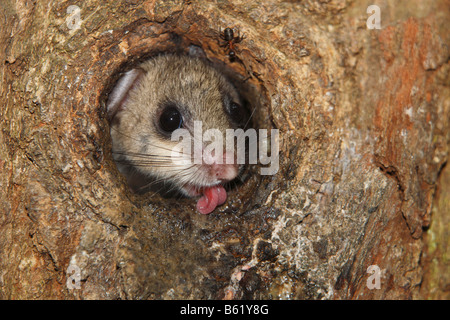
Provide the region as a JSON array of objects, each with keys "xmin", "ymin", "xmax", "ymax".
[{"xmin": 107, "ymin": 55, "xmax": 243, "ymax": 195}]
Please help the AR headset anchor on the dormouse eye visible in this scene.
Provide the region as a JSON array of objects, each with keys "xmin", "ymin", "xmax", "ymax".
[
  {"xmin": 159, "ymin": 105, "xmax": 183, "ymax": 133},
  {"xmin": 227, "ymin": 101, "xmax": 247, "ymax": 126}
]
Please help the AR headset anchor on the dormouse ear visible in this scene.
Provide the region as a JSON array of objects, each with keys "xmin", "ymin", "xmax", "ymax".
[{"xmin": 106, "ymin": 68, "xmax": 144, "ymax": 121}]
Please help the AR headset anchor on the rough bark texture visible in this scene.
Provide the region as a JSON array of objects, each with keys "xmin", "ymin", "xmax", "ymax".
[{"xmin": 0, "ymin": 0, "xmax": 448, "ymax": 299}]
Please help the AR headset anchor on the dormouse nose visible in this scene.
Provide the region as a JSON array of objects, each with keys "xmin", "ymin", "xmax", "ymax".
[{"xmin": 204, "ymin": 151, "xmax": 239, "ymax": 182}]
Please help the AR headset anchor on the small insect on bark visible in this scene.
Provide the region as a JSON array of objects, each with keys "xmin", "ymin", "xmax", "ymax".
[{"xmin": 219, "ymin": 27, "xmax": 246, "ymax": 61}]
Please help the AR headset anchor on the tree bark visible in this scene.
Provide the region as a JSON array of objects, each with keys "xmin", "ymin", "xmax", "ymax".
[{"xmin": 0, "ymin": 0, "xmax": 448, "ymax": 299}]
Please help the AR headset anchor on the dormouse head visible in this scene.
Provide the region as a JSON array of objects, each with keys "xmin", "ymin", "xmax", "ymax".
[{"xmin": 107, "ymin": 55, "xmax": 249, "ymax": 201}]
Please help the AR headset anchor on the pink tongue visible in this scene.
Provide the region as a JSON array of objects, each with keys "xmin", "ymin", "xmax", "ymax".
[{"xmin": 196, "ymin": 185, "xmax": 227, "ymax": 215}]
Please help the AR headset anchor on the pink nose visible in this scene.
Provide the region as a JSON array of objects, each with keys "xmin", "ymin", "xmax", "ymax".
[
  {"xmin": 210, "ymin": 162, "xmax": 238, "ymax": 182},
  {"xmin": 207, "ymin": 152, "xmax": 239, "ymax": 182}
]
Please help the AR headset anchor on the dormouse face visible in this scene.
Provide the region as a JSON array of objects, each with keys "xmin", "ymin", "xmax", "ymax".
[{"xmin": 107, "ymin": 55, "xmax": 250, "ymax": 212}]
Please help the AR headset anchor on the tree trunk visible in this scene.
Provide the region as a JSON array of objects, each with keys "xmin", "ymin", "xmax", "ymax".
[{"xmin": 0, "ymin": 0, "xmax": 448, "ymax": 299}]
